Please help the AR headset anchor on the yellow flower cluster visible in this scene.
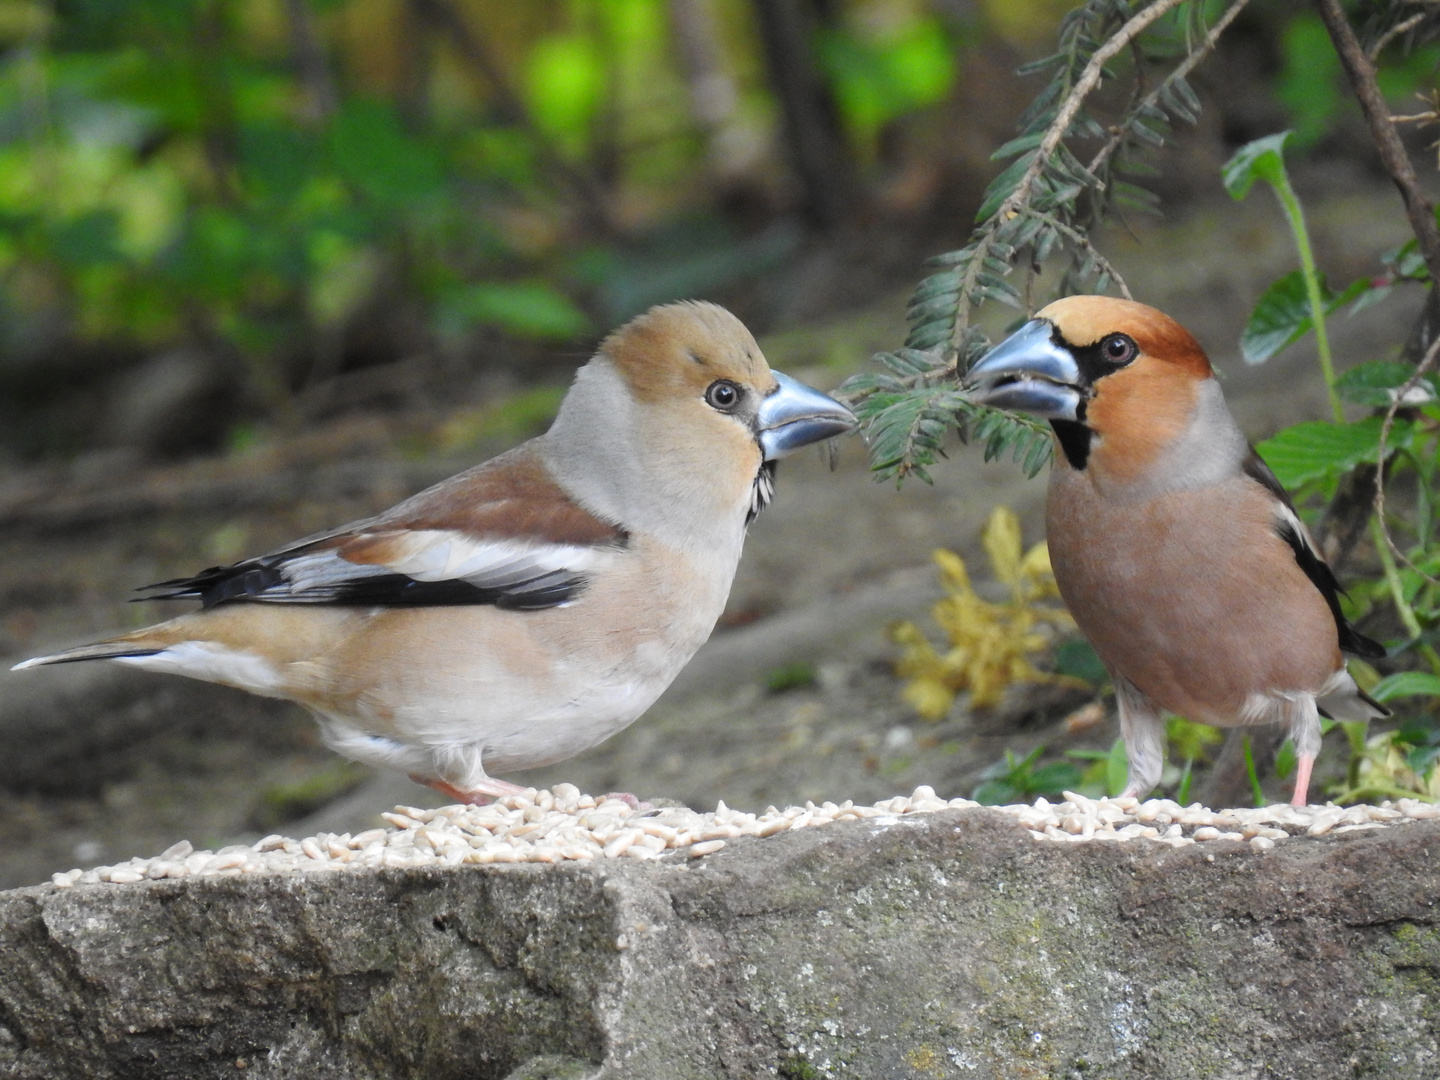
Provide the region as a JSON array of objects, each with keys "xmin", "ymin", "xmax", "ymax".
[{"xmin": 892, "ymin": 506, "xmax": 1079, "ymax": 719}]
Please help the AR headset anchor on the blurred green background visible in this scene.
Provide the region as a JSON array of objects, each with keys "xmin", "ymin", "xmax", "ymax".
[{"xmin": 0, "ymin": 0, "xmax": 1426, "ymax": 464}]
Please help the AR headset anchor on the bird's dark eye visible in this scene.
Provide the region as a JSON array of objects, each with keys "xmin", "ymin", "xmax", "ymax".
[
  {"xmin": 1102, "ymin": 334, "xmax": 1137, "ymax": 365},
  {"xmin": 705, "ymin": 380, "xmax": 741, "ymax": 411}
]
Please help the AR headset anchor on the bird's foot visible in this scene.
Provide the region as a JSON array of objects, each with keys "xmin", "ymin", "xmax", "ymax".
[
  {"xmin": 414, "ymin": 775, "xmax": 532, "ymax": 807},
  {"xmin": 599, "ymin": 792, "xmax": 652, "ymax": 812}
]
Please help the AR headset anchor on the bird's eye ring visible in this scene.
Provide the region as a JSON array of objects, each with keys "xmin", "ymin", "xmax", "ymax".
[
  {"xmin": 705, "ymin": 380, "xmax": 741, "ymax": 411},
  {"xmin": 1102, "ymin": 334, "xmax": 1137, "ymax": 365}
]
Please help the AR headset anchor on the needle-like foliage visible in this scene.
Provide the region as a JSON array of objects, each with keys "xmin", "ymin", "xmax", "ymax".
[{"xmin": 840, "ymin": 0, "xmax": 1251, "ymax": 484}]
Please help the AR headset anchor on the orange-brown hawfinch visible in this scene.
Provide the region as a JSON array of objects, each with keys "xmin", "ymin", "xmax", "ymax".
[
  {"xmin": 965, "ymin": 295, "xmax": 1387, "ymax": 807},
  {"xmin": 13, "ymin": 301, "xmax": 856, "ymax": 805}
]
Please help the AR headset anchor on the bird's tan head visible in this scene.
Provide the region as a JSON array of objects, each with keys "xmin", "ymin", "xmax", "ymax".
[
  {"xmin": 546, "ymin": 300, "xmax": 855, "ymax": 540},
  {"xmin": 602, "ymin": 300, "xmax": 773, "ymax": 406},
  {"xmin": 966, "ymin": 296, "xmax": 1221, "ymax": 481}
]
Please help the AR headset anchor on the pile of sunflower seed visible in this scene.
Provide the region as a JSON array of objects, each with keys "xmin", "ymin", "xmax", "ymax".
[{"xmin": 47, "ymin": 785, "xmax": 1440, "ymax": 888}]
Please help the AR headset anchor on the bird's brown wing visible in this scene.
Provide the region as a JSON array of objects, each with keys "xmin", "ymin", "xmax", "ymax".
[
  {"xmin": 1242, "ymin": 447, "xmax": 1386, "ymax": 660},
  {"xmin": 138, "ymin": 445, "xmax": 627, "ymax": 611}
]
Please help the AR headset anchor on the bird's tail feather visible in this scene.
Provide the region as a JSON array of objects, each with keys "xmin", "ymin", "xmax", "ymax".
[
  {"xmin": 1317, "ymin": 685, "xmax": 1391, "ymax": 722},
  {"xmin": 11, "ymin": 642, "xmax": 162, "ymax": 671}
]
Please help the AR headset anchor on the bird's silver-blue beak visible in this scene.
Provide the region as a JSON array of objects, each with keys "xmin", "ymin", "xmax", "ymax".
[
  {"xmin": 964, "ymin": 318, "xmax": 1084, "ymax": 421},
  {"xmin": 756, "ymin": 371, "xmax": 857, "ymax": 461}
]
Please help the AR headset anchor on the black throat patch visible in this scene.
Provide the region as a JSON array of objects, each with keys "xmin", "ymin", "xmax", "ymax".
[{"xmin": 1050, "ymin": 417, "xmax": 1092, "ymax": 470}]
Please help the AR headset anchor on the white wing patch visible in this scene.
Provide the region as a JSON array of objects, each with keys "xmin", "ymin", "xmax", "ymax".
[
  {"xmin": 113, "ymin": 642, "xmax": 285, "ymax": 694},
  {"xmin": 361, "ymin": 530, "xmax": 617, "ymax": 586}
]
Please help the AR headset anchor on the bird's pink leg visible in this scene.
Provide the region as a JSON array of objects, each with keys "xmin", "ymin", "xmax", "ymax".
[
  {"xmin": 1290, "ymin": 754, "xmax": 1315, "ymax": 808},
  {"xmin": 414, "ymin": 775, "xmax": 531, "ymax": 807}
]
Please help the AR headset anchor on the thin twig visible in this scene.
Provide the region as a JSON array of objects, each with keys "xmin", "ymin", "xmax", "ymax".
[
  {"xmin": 1021, "ymin": 209, "xmax": 1134, "ymax": 299},
  {"xmin": 1367, "ymin": 11, "xmax": 1427, "ymax": 61},
  {"xmin": 1375, "ymin": 334, "xmax": 1440, "ymax": 586},
  {"xmin": 1314, "ymin": 0, "xmax": 1440, "ymax": 287},
  {"xmin": 1085, "ymin": 0, "xmax": 1252, "ymax": 177},
  {"xmin": 949, "ymin": 0, "xmax": 1189, "ymax": 357}
]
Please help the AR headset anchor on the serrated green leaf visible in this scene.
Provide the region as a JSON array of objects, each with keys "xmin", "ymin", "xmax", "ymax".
[
  {"xmin": 1241, "ymin": 271, "xmax": 1371, "ymax": 364},
  {"xmin": 1222, "ymin": 131, "xmax": 1292, "ymax": 200},
  {"xmin": 1256, "ymin": 416, "xmax": 1415, "ymax": 489},
  {"xmin": 1371, "ymin": 672, "xmax": 1440, "ymax": 703},
  {"xmin": 1334, "ymin": 360, "xmax": 1438, "ymax": 407}
]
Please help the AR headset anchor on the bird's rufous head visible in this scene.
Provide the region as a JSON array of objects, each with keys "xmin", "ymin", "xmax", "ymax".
[{"xmin": 965, "ymin": 295, "xmax": 1217, "ymax": 480}]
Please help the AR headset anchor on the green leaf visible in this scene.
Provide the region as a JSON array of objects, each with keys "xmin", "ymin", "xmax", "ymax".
[
  {"xmin": 330, "ymin": 100, "xmax": 442, "ymax": 205},
  {"xmin": 1256, "ymin": 416, "xmax": 1415, "ymax": 489},
  {"xmin": 1370, "ymin": 672, "xmax": 1440, "ymax": 703},
  {"xmin": 1222, "ymin": 131, "xmax": 1292, "ymax": 201},
  {"xmin": 1275, "ymin": 14, "xmax": 1344, "ymax": 149},
  {"xmin": 1275, "ymin": 738, "xmax": 1296, "ymax": 780},
  {"xmin": 1241, "ymin": 270, "xmax": 1371, "ymax": 364},
  {"xmin": 973, "ymin": 779, "xmax": 1020, "ymax": 806},
  {"xmin": 990, "ymin": 130, "xmax": 1046, "ymax": 161},
  {"xmin": 1105, "ymin": 737, "xmax": 1128, "ymax": 798},
  {"xmin": 1028, "ymin": 761, "xmax": 1084, "ymax": 794},
  {"xmin": 437, "ymin": 281, "xmax": 591, "ymax": 341},
  {"xmin": 977, "ymin": 151, "xmax": 1037, "ymax": 223},
  {"xmin": 525, "ymin": 32, "xmax": 604, "ymax": 151},
  {"xmin": 1334, "ymin": 360, "xmax": 1439, "ymax": 407},
  {"xmin": 50, "ymin": 209, "xmax": 124, "ymax": 268}
]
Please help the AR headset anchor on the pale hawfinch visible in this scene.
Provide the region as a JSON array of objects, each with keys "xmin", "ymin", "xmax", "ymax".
[
  {"xmin": 965, "ymin": 295, "xmax": 1387, "ymax": 807},
  {"xmin": 13, "ymin": 301, "xmax": 856, "ymax": 804}
]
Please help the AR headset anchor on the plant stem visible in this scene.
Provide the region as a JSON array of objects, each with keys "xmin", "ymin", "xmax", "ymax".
[
  {"xmin": 1368, "ymin": 513, "xmax": 1440, "ymax": 671},
  {"xmin": 1269, "ymin": 168, "xmax": 1344, "ymax": 422},
  {"xmin": 1342, "ymin": 720, "xmax": 1368, "ymax": 790},
  {"xmin": 1242, "ymin": 735, "xmax": 1265, "ymax": 808}
]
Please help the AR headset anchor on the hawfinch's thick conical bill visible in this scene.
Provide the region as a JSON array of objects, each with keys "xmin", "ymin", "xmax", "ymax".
[
  {"xmin": 14, "ymin": 301, "xmax": 856, "ymax": 805},
  {"xmin": 966, "ymin": 295, "xmax": 1387, "ymax": 807}
]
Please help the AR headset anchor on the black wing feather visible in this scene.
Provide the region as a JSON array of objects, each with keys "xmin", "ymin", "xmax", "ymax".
[
  {"xmin": 135, "ymin": 546, "xmax": 587, "ymax": 611},
  {"xmin": 1243, "ymin": 449, "xmax": 1386, "ymax": 660}
]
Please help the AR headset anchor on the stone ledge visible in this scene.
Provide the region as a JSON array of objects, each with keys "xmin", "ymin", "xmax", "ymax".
[{"xmin": 3, "ymin": 807, "xmax": 1440, "ymax": 1079}]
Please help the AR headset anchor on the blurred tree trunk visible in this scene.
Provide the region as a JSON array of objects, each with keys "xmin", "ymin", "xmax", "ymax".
[
  {"xmin": 668, "ymin": 0, "xmax": 737, "ymax": 152},
  {"xmin": 285, "ymin": 0, "xmax": 337, "ymax": 123},
  {"xmin": 751, "ymin": 0, "xmax": 858, "ymax": 230}
]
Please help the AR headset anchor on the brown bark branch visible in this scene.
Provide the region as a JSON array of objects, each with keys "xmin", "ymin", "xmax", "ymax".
[{"xmin": 1313, "ymin": 0, "xmax": 1440, "ymax": 287}]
